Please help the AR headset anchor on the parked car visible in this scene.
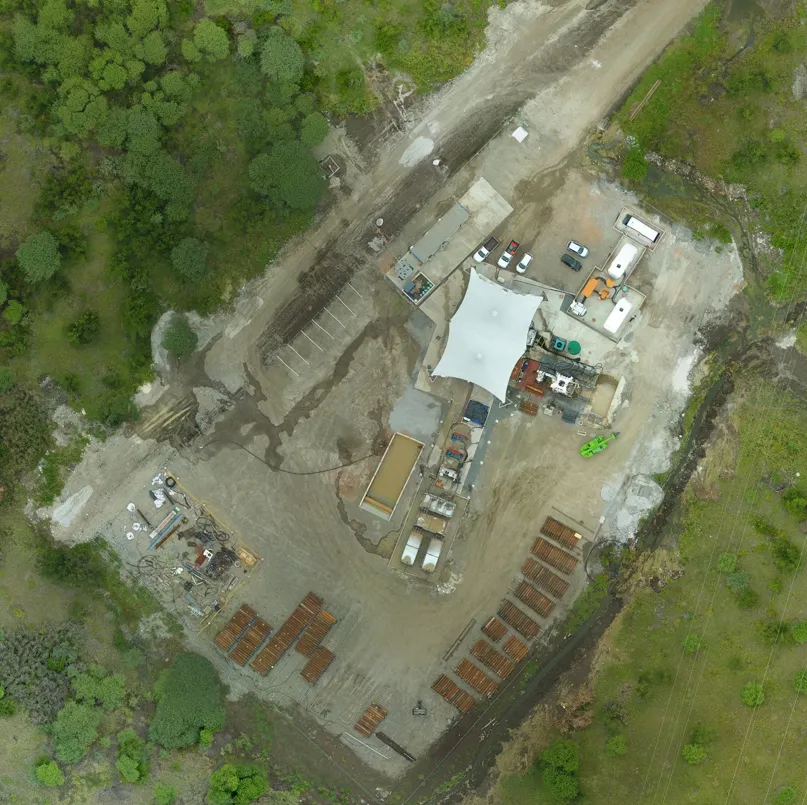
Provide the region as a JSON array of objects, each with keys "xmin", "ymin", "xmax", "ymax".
[
  {"xmin": 421, "ymin": 537, "xmax": 443, "ymax": 573},
  {"xmin": 473, "ymin": 236, "xmax": 499, "ymax": 262},
  {"xmin": 401, "ymin": 532, "xmax": 422, "ymax": 566},
  {"xmin": 561, "ymin": 254, "xmax": 583, "ymax": 271},
  {"xmin": 515, "ymin": 253, "xmax": 533, "ymax": 274},
  {"xmin": 567, "ymin": 240, "xmax": 589, "ymax": 258},
  {"xmin": 497, "ymin": 240, "xmax": 519, "ymax": 269}
]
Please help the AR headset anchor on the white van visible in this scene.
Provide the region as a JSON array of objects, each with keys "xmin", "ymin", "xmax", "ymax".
[
  {"xmin": 607, "ymin": 243, "xmax": 640, "ymax": 281},
  {"xmin": 421, "ymin": 537, "xmax": 443, "ymax": 573},
  {"xmin": 623, "ymin": 214, "xmax": 660, "ymax": 243},
  {"xmin": 401, "ymin": 532, "xmax": 422, "ymax": 566}
]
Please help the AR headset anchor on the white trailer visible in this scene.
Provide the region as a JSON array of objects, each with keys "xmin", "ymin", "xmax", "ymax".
[
  {"xmin": 401, "ymin": 532, "xmax": 423, "ymax": 566},
  {"xmin": 421, "ymin": 537, "xmax": 443, "ymax": 573}
]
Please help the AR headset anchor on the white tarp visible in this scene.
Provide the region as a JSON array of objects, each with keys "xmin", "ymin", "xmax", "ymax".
[{"xmin": 433, "ymin": 269, "xmax": 541, "ymax": 401}]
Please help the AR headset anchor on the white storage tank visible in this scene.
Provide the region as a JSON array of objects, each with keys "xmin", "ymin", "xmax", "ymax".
[
  {"xmin": 604, "ymin": 300, "xmax": 633, "ymax": 335},
  {"xmin": 607, "ymin": 243, "xmax": 640, "ymax": 281}
]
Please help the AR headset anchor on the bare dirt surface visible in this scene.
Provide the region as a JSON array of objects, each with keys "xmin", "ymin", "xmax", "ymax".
[{"xmin": 36, "ymin": 0, "xmax": 730, "ymax": 795}]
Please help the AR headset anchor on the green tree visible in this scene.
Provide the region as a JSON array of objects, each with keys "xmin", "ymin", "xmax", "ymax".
[
  {"xmin": 540, "ymin": 739, "xmax": 580, "ymax": 803},
  {"xmin": 741, "ymin": 681, "xmax": 765, "ymax": 707},
  {"xmin": 248, "ymin": 142, "xmax": 325, "ymax": 210},
  {"xmin": 51, "ymin": 701, "xmax": 101, "ymax": 763},
  {"xmin": 208, "ymin": 764, "xmax": 268, "ymax": 805},
  {"xmin": 16, "ymin": 231, "xmax": 61, "ymax": 283},
  {"xmin": 259, "ymin": 27, "xmax": 303, "ymax": 84},
  {"xmin": 542, "ymin": 765, "xmax": 579, "ymax": 803},
  {"xmin": 116, "ymin": 727, "xmax": 146, "ymax": 782},
  {"xmin": 35, "ymin": 760, "xmax": 65, "ymax": 786},
  {"xmin": 127, "ymin": 0, "xmax": 168, "ymax": 38},
  {"xmin": 53, "ymin": 78, "xmax": 108, "ymax": 137},
  {"xmin": 3, "ymin": 299, "xmax": 24, "ymax": 325},
  {"xmin": 193, "ymin": 19, "xmax": 229, "ymax": 61},
  {"xmin": 170, "ymin": 237, "xmax": 210, "ymax": 282},
  {"xmin": 153, "ymin": 783, "xmax": 177, "ymax": 805},
  {"xmin": 793, "ymin": 670, "xmax": 807, "ymax": 694},
  {"xmin": 162, "ymin": 314, "xmax": 198, "ymax": 360},
  {"xmin": 541, "ymin": 740, "xmax": 579, "ymax": 773},
  {"xmin": 300, "ymin": 111, "xmax": 328, "ymax": 146},
  {"xmin": 622, "ymin": 145, "xmax": 649, "ymax": 182},
  {"xmin": 148, "ymin": 653, "xmax": 225, "ymax": 749},
  {"xmin": 71, "ymin": 665, "xmax": 125, "ymax": 709},
  {"xmin": 0, "ymin": 367, "xmax": 14, "ymax": 394},
  {"xmin": 139, "ymin": 30, "xmax": 167, "ymax": 64},
  {"xmin": 66, "ymin": 310, "xmax": 101, "ymax": 345},
  {"xmin": 682, "ymin": 743, "xmax": 707, "ymax": 765},
  {"xmin": 0, "ymin": 279, "xmax": 7, "ymax": 305}
]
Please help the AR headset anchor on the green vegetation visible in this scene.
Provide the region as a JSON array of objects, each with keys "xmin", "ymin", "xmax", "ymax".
[
  {"xmin": 149, "ymin": 653, "xmax": 225, "ymax": 749},
  {"xmin": 153, "ymin": 783, "xmax": 178, "ymax": 805},
  {"xmin": 619, "ymin": 2, "xmax": 807, "ymax": 299},
  {"xmin": 162, "ymin": 313, "xmax": 198, "ymax": 360},
  {"xmin": 538, "ymin": 740, "xmax": 580, "ymax": 803},
  {"xmin": 51, "ymin": 701, "xmax": 102, "ymax": 763},
  {"xmin": 208, "ymin": 764, "xmax": 269, "ymax": 805},
  {"xmin": 35, "ymin": 759, "xmax": 65, "ymax": 786},
  {"xmin": 116, "ymin": 727, "xmax": 147, "ymax": 782}
]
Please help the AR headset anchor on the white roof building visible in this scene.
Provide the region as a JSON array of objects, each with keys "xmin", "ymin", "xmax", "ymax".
[{"xmin": 432, "ymin": 269, "xmax": 541, "ymax": 401}]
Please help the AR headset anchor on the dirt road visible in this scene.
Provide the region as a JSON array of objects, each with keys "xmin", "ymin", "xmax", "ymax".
[{"xmin": 202, "ymin": 0, "xmax": 709, "ymax": 400}]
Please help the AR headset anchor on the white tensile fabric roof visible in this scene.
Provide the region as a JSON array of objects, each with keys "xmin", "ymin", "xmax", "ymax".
[{"xmin": 433, "ymin": 269, "xmax": 541, "ymax": 401}]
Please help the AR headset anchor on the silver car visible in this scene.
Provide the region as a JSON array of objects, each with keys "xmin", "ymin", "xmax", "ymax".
[{"xmin": 567, "ymin": 240, "xmax": 589, "ymax": 258}]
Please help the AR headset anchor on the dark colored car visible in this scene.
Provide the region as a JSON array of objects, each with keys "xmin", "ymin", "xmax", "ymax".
[{"xmin": 561, "ymin": 254, "xmax": 582, "ymax": 271}]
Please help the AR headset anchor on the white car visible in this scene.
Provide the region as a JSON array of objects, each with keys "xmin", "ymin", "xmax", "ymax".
[
  {"xmin": 567, "ymin": 240, "xmax": 589, "ymax": 258},
  {"xmin": 473, "ymin": 236, "xmax": 499, "ymax": 262},
  {"xmin": 515, "ymin": 253, "xmax": 533, "ymax": 274},
  {"xmin": 497, "ymin": 240, "xmax": 519, "ymax": 269}
]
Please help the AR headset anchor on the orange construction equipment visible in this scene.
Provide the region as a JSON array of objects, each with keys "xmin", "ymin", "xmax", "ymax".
[{"xmin": 581, "ymin": 277, "xmax": 598, "ymax": 299}]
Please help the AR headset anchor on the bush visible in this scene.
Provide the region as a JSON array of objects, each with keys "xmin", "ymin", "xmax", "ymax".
[
  {"xmin": 0, "ymin": 367, "xmax": 13, "ymax": 393},
  {"xmin": 149, "ymin": 653, "xmax": 225, "ymax": 749},
  {"xmin": 758, "ymin": 620, "xmax": 792, "ymax": 646},
  {"xmin": 539, "ymin": 739, "xmax": 580, "ymax": 803},
  {"xmin": 0, "ymin": 623, "xmax": 80, "ymax": 723},
  {"xmin": 717, "ymin": 552, "xmax": 737, "ymax": 573},
  {"xmin": 683, "ymin": 634, "xmax": 703, "ymax": 654},
  {"xmin": 605, "ymin": 734, "xmax": 627, "ymax": 757},
  {"xmin": 4, "ymin": 299, "xmax": 24, "ymax": 325},
  {"xmin": 682, "ymin": 743, "xmax": 707, "ymax": 765},
  {"xmin": 200, "ymin": 727, "xmax": 214, "ymax": 749},
  {"xmin": 51, "ymin": 701, "xmax": 101, "ymax": 763},
  {"xmin": 726, "ymin": 571, "xmax": 749, "ymax": 593},
  {"xmin": 153, "ymin": 783, "xmax": 177, "ymax": 805},
  {"xmin": 793, "ymin": 670, "xmax": 807, "ymax": 694},
  {"xmin": 170, "ymin": 237, "xmax": 210, "ymax": 282},
  {"xmin": 38, "ymin": 542, "xmax": 105, "ymax": 589},
  {"xmin": 782, "ymin": 487, "xmax": 807, "ymax": 521},
  {"xmin": 776, "ymin": 786, "xmax": 798, "ymax": 804},
  {"xmin": 16, "ymin": 231, "xmax": 61, "ymax": 282},
  {"xmin": 622, "ymin": 146, "xmax": 649, "ymax": 182},
  {"xmin": 35, "ymin": 759, "xmax": 65, "ymax": 786},
  {"xmin": 72, "ymin": 665, "xmax": 125, "ymax": 710},
  {"xmin": 162, "ymin": 314, "xmax": 198, "ymax": 360},
  {"xmin": 741, "ymin": 681, "xmax": 765, "ymax": 707},
  {"xmin": 208, "ymin": 764, "xmax": 268, "ymax": 805},
  {"xmin": 792, "ymin": 622, "xmax": 807, "ymax": 644},
  {"xmin": 771, "ymin": 536, "xmax": 801, "ymax": 572},
  {"xmin": 66, "ymin": 310, "xmax": 100, "ymax": 345},
  {"xmin": 0, "ymin": 695, "xmax": 16, "ymax": 716}
]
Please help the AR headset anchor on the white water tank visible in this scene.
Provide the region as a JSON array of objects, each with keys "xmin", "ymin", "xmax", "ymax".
[{"xmin": 607, "ymin": 243, "xmax": 640, "ymax": 280}]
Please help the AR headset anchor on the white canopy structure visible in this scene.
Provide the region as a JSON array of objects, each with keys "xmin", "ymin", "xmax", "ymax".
[{"xmin": 432, "ymin": 269, "xmax": 541, "ymax": 401}]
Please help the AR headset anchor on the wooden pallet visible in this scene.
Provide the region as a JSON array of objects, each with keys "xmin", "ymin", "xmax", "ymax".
[
  {"xmin": 503, "ymin": 635, "xmax": 529, "ymax": 663},
  {"xmin": 300, "ymin": 646, "xmax": 335, "ymax": 684},
  {"xmin": 214, "ymin": 604, "xmax": 256, "ymax": 651},
  {"xmin": 296, "ymin": 610, "xmax": 337, "ymax": 657},
  {"xmin": 514, "ymin": 580, "xmax": 555, "ymax": 618},
  {"xmin": 521, "ymin": 557, "xmax": 570, "ymax": 599},
  {"xmin": 498, "ymin": 599, "xmax": 541, "ymax": 639},
  {"xmin": 251, "ymin": 592, "xmax": 323, "ymax": 675},
  {"xmin": 540, "ymin": 516, "xmax": 583, "ymax": 551},
  {"xmin": 456, "ymin": 658, "xmax": 498, "ymax": 696},
  {"xmin": 432, "ymin": 674, "xmax": 475, "ymax": 713},
  {"xmin": 354, "ymin": 703, "xmax": 388, "ymax": 737},
  {"xmin": 519, "ymin": 400, "xmax": 538, "ymax": 416},
  {"xmin": 470, "ymin": 639, "xmax": 515, "ymax": 678},
  {"xmin": 230, "ymin": 618, "xmax": 271, "ymax": 666},
  {"xmin": 482, "ymin": 616, "xmax": 507, "ymax": 642},
  {"xmin": 531, "ymin": 537, "xmax": 578, "ymax": 575}
]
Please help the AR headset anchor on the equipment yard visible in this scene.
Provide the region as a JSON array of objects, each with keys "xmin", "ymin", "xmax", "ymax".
[{"xmin": 46, "ymin": 164, "xmax": 743, "ymax": 780}]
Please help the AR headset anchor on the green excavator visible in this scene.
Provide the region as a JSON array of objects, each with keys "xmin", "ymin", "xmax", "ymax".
[{"xmin": 580, "ymin": 432, "xmax": 619, "ymax": 458}]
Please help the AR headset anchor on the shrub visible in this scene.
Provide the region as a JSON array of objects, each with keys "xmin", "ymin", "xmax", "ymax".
[
  {"xmin": 758, "ymin": 620, "xmax": 792, "ymax": 645},
  {"xmin": 200, "ymin": 727, "xmax": 214, "ymax": 749},
  {"xmin": 782, "ymin": 487, "xmax": 807, "ymax": 521},
  {"xmin": 4, "ymin": 299, "xmax": 24, "ymax": 325},
  {"xmin": 605, "ymin": 734, "xmax": 627, "ymax": 757},
  {"xmin": 683, "ymin": 634, "xmax": 703, "ymax": 654},
  {"xmin": 771, "ymin": 536, "xmax": 801, "ymax": 572},
  {"xmin": 0, "ymin": 623, "xmax": 80, "ymax": 723},
  {"xmin": 72, "ymin": 665, "xmax": 125, "ymax": 710},
  {"xmin": 51, "ymin": 701, "xmax": 101, "ymax": 763},
  {"xmin": 66, "ymin": 310, "xmax": 100, "ymax": 345},
  {"xmin": 153, "ymin": 783, "xmax": 177, "ymax": 805},
  {"xmin": 776, "ymin": 786, "xmax": 797, "ymax": 804},
  {"xmin": 16, "ymin": 231, "xmax": 61, "ymax": 282},
  {"xmin": 741, "ymin": 681, "xmax": 765, "ymax": 707},
  {"xmin": 682, "ymin": 743, "xmax": 707, "ymax": 765},
  {"xmin": 542, "ymin": 765, "xmax": 580, "ymax": 803},
  {"xmin": 736, "ymin": 587, "xmax": 759, "ymax": 608},
  {"xmin": 170, "ymin": 237, "xmax": 210, "ymax": 282},
  {"xmin": 116, "ymin": 726, "xmax": 148, "ymax": 782},
  {"xmin": 38, "ymin": 542, "xmax": 105, "ymax": 589},
  {"xmin": 162, "ymin": 314, "xmax": 198, "ymax": 360},
  {"xmin": 622, "ymin": 146, "xmax": 649, "ymax": 182},
  {"xmin": 0, "ymin": 367, "xmax": 13, "ymax": 393},
  {"xmin": 717, "ymin": 552, "xmax": 737, "ymax": 573},
  {"xmin": 726, "ymin": 571, "xmax": 749, "ymax": 593},
  {"xmin": 793, "ymin": 671, "xmax": 807, "ymax": 694},
  {"xmin": 208, "ymin": 764, "xmax": 268, "ymax": 805},
  {"xmin": 539, "ymin": 739, "xmax": 580, "ymax": 803},
  {"xmin": 792, "ymin": 622, "xmax": 807, "ymax": 644},
  {"xmin": 0, "ymin": 695, "xmax": 16, "ymax": 716},
  {"xmin": 149, "ymin": 653, "xmax": 225, "ymax": 749},
  {"xmin": 35, "ymin": 759, "xmax": 65, "ymax": 786}
]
